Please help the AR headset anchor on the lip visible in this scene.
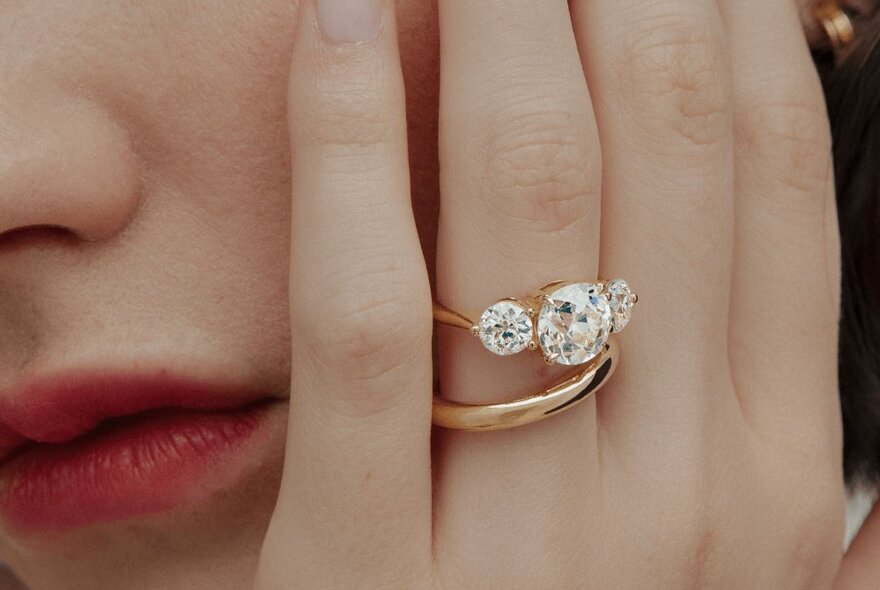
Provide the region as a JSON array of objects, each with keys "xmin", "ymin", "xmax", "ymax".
[{"xmin": 0, "ymin": 371, "xmax": 285, "ymax": 532}]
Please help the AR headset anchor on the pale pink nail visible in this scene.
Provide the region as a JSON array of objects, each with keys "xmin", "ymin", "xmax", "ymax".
[{"xmin": 316, "ymin": 0, "xmax": 382, "ymax": 45}]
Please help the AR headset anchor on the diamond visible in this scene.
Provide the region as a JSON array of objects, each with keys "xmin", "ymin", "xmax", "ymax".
[
  {"xmin": 606, "ymin": 278, "xmax": 636, "ymax": 333},
  {"xmin": 477, "ymin": 301, "xmax": 533, "ymax": 356},
  {"xmin": 537, "ymin": 283, "xmax": 611, "ymax": 366}
]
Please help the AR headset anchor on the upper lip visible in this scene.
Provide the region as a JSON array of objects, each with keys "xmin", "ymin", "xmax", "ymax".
[{"xmin": 0, "ymin": 370, "xmax": 272, "ymax": 463}]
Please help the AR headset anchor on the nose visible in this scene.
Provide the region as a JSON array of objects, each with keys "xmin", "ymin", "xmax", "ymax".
[{"xmin": 0, "ymin": 97, "xmax": 141, "ymax": 242}]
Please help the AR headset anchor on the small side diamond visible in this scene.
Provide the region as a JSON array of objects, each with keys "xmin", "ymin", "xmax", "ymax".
[
  {"xmin": 477, "ymin": 301, "xmax": 533, "ymax": 356},
  {"xmin": 607, "ymin": 278, "xmax": 635, "ymax": 332}
]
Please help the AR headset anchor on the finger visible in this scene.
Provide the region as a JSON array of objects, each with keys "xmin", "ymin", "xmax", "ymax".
[
  {"xmin": 719, "ymin": 0, "xmax": 841, "ymax": 445},
  {"xmin": 835, "ymin": 503, "xmax": 880, "ymax": 590},
  {"xmin": 256, "ymin": 2, "xmax": 433, "ymax": 588},
  {"xmin": 570, "ymin": 0, "xmax": 739, "ymax": 439},
  {"xmin": 434, "ymin": 0, "xmax": 603, "ymax": 585}
]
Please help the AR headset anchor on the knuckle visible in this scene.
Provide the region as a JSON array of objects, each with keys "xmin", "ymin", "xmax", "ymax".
[
  {"xmin": 735, "ymin": 95, "xmax": 832, "ymax": 197},
  {"xmin": 294, "ymin": 263, "xmax": 431, "ymax": 417},
  {"xmin": 478, "ymin": 102, "xmax": 599, "ymax": 234},
  {"xmin": 619, "ymin": 16, "xmax": 731, "ymax": 147},
  {"xmin": 301, "ymin": 48, "xmax": 402, "ymax": 151},
  {"xmin": 306, "ymin": 94, "xmax": 400, "ymax": 151},
  {"xmin": 685, "ymin": 522, "xmax": 718, "ymax": 590}
]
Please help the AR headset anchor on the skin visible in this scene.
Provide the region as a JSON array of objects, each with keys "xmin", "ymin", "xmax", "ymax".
[
  {"xmin": 836, "ymin": 506, "xmax": 880, "ymax": 589},
  {"xmin": 0, "ymin": 0, "xmax": 849, "ymax": 588}
]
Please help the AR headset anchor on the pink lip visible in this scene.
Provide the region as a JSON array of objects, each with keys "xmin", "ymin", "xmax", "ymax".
[{"xmin": 0, "ymin": 372, "xmax": 284, "ymax": 532}]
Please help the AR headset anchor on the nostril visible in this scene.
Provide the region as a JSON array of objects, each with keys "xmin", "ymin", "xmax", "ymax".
[
  {"xmin": 0, "ymin": 225, "xmax": 79, "ymax": 253},
  {"xmin": 0, "ymin": 97, "xmax": 142, "ymax": 243}
]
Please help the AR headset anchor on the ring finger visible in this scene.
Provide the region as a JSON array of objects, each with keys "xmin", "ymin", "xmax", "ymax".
[{"xmin": 434, "ymin": 0, "xmax": 602, "ymax": 585}]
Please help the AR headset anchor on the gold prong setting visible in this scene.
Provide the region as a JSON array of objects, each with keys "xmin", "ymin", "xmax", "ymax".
[
  {"xmin": 469, "ymin": 278, "xmax": 638, "ymax": 366},
  {"xmin": 543, "ymin": 353, "xmax": 559, "ymax": 366}
]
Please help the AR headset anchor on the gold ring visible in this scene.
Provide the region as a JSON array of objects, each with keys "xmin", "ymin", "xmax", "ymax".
[
  {"xmin": 815, "ymin": 1, "xmax": 855, "ymax": 55},
  {"xmin": 432, "ymin": 279, "xmax": 636, "ymax": 430},
  {"xmin": 432, "ymin": 339, "xmax": 618, "ymax": 430}
]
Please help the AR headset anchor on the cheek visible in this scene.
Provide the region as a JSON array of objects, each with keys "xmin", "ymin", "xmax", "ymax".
[
  {"xmin": 118, "ymin": 1, "xmax": 300, "ymax": 375},
  {"xmin": 0, "ymin": 1, "xmax": 299, "ymax": 387}
]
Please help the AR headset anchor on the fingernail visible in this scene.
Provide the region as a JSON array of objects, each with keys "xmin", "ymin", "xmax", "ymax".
[{"xmin": 316, "ymin": 0, "xmax": 382, "ymax": 45}]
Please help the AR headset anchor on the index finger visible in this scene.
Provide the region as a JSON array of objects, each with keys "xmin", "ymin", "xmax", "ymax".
[{"xmin": 255, "ymin": 1, "xmax": 433, "ymax": 588}]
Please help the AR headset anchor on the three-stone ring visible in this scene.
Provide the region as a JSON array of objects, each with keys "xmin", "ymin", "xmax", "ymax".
[{"xmin": 432, "ymin": 279, "xmax": 637, "ymax": 430}]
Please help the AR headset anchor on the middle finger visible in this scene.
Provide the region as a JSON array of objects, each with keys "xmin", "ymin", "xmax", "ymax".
[{"xmin": 434, "ymin": 0, "xmax": 602, "ymax": 585}]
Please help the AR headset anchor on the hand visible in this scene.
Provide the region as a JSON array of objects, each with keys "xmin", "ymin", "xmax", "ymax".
[{"xmin": 254, "ymin": 0, "xmax": 844, "ymax": 588}]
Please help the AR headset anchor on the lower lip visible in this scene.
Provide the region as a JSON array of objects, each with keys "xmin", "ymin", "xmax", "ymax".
[{"xmin": 0, "ymin": 402, "xmax": 279, "ymax": 532}]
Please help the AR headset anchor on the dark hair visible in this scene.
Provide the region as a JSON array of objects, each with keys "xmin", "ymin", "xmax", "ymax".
[{"xmin": 816, "ymin": 8, "xmax": 880, "ymax": 485}]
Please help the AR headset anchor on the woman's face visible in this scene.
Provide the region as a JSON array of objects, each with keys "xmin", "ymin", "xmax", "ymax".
[
  {"xmin": 0, "ymin": 0, "xmax": 825, "ymax": 588},
  {"xmin": 0, "ymin": 1, "xmax": 437, "ymax": 588}
]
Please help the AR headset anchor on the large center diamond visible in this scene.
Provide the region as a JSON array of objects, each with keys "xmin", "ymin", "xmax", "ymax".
[{"xmin": 537, "ymin": 283, "xmax": 612, "ymax": 366}]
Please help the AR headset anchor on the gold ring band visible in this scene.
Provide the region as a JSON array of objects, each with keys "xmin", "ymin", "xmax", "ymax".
[
  {"xmin": 431, "ymin": 279, "xmax": 635, "ymax": 430},
  {"xmin": 816, "ymin": 1, "xmax": 855, "ymax": 55},
  {"xmin": 431, "ymin": 339, "xmax": 618, "ymax": 431}
]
